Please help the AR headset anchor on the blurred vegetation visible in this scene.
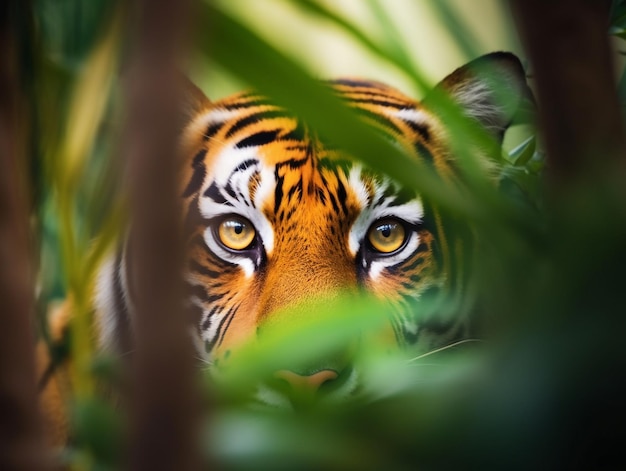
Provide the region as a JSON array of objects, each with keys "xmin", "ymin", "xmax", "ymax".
[{"xmin": 26, "ymin": 0, "xmax": 626, "ymax": 469}]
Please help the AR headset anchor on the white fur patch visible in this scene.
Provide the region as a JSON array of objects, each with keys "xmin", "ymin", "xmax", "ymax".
[
  {"xmin": 348, "ymin": 175, "xmax": 423, "ymax": 252},
  {"xmin": 94, "ymin": 253, "xmax": 135, "ymax": 352},
  {"xmin": 389, "ymin": 108, "xmax": 430, "ymax": 126},
  {"xmin": 452, "ymin": 81, "xmax": 504, "ymax": 134},
  {"xmin": 197, "ymin": 141, "xmax": 276, "ymax": 275},
  {"xmin": 94, "ymin": 257, "xmax": 119, "ymax": 351}
]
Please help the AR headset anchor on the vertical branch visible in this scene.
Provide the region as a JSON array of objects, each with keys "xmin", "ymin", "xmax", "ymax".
[
  {"xmin": 509, "ymin": 2, "xmax": 626, "ymax": 467},
  {"xmin": 123, "ymin": 0, "xmax": 199, "ymax": 470},
  {"xmin": 510, "ymin": 0, "xmax": 626, "ymax": 187},
  {"xmin": 0, "ymin": 2, "xmax": 48, "ymax": 470}
]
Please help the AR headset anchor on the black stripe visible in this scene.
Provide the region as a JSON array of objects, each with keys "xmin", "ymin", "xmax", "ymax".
[
  {"xmin": 222, "ymin": 181, "xmax": 238, "ymax": 200},
  {"xmin": 287, "ymin": 177, "xmax": 303, "ymax": 201},
  {"xmin": 318, "ymin": 157, "xmax": 354, "ymax": 174},
  {"xmin": 236, "ymin": 130, "xmax": 281, "ymax": 149},
  {"xmin": 330, "ymin": 78, "xmax": 379, "ymax": 88},
  {"xmin": 387, "ymin": 187, "xmax": 417, "ymax": 207},
  {"xmin": 401, "ymin": 256, "xmax": 424, "ymax": 272},
  {"xmin": 348, "ymin": 97, "xmax": 406, "ymax": 109},
  {"xmin": 233, "ymin": 158, "xmax": 258, "ymax": 173},
  {"xmin": 215, "ymin": 305, "xmax": 238, "ymax": 349},
  {"xmin": 373, "ymin": 183, "xmax": 394, "ymax": 207},
  {"xmin": 203, "ymin": 122, "xmax": 223, "ymax": 141},
  {"xmin": 316, "ymin": 186, "xmax": 326, "ymax": 205},
  {"xmin": 402, "ymin": 117, "xmax": 431, "ymax": 141},
  {"xmin": 189, "ymin": 260, "xmax": 220, "ymax": 278},
  {"xmin": 222, "ymin": 97, "xmax": 273, "ymax": 110},
  {"xmin": 285, "ymin": 144, "xmax": 309, "ymax": 152},
  {"xmin": 203, "ymin": 182, "xmax": 230, "ymax": 205},
  {"xmin": 205, "ymin": 308, "xmax": 229, "ymax": 352},
  {"xmin": 415, "ymin": 241, "xmax": 429, "ymax": 253},
  {"xmin": 287, "ymin": 155, "xmax": 309, "ymax": 169},
  {"xmin": 226, "ymin": 109, "xmax": 285, "ymax": 138},
  {"xmin": 326, "ymin": 186, "xmax": 341, "ymax": 214},
  {"xmin": 355, "ymin": 108, "xmax": 405, "ymax": 137},
  {"xmin": 189, "ymin": 284, "xmax": 210, "ymax": 302},
  {"xmin": 281, "ymin": 120, "xmax": 306, "ymax": 142},
  {"xmin": 336, "ymin": 178, "xmax": 349, "ymax": 214},
  {"xmin": 204, "ymin": 252, "xmax": 239, "ymax": 271},
  {"xmin": 410, "ymin": 274, "xmax": 422, "ymax": 283},
  {"xmin": 182, "ymin": 149, "xmax": 207, "ymax": 197},
  {"xmin": 192, "ymin": 148, "xmax": 207, "ymax": 166},
  {"xmin": 206, "ymin": 293, "xmax": 226, "ymax": 304},
  {"xmin": 201, "ymin": 306, "xmax": 219, "ymax": 331},
  {"xmin": 274, "ymin": 172, "xmax": 285, "ymax": 214},
  {"xmin": 342, "ymin": 88, "xmax": 405, "ymax": 101},
  {"xmin": 415, "ymin": 142, "xmax": 435, "ymax": 166}
]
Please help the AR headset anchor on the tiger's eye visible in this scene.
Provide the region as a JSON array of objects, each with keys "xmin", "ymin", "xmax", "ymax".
[
  {"xmin": 367, "ymin": 219, "xmax": 406, "ymax": 254},
  {"xmin": 218, "ymin": 217, "xmax": 256, "ymax": 251}
]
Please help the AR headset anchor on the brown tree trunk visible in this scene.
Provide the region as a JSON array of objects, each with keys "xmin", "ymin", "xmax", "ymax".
[
  {"xmin": 510, "ymin": 0, "xmax": 626, "ymax": 187},
  {"xmin": 0, "ymin": 2, "xmax": 48, "ymax": 470},
  {"xmin": 510, "ymin": 2, "xmax": 626, "ymax": 468},
  {"xmin": 123, "ymin": 0, "xmax": 200, "ymax": 470}
]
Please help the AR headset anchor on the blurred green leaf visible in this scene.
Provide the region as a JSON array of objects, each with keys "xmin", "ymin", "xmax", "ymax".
[
  {"xmin": 610, "ymin": 0, "xmax": 626, "ymax": 36},
  {"xmin": 293, "ymin": 0, "xmax": 430, "ymax": 92},
  {"xmin": 199, "ymin": 2, "xmax": 537, "ymax": 237},
  {"xmin": 508, "ymin": 135, "xmax": 535, "ymax": 166},
  {"xmin": 34, "ymin": 1, "xmax": 626, "ymax": 470},
  {"xmin": 71, "ymin": 398, "xmax": 124, "ymax": 468},
  {"xmin": 212, "ymin": 293, "xmax": 389, "ymax": 395},
  {"xmin": 34, "ymin": 0, "xmax": 117, "ymax": 67},
  {"xmin": 428, "ymin": 1, "xmax": 483, "ymax": 59}
]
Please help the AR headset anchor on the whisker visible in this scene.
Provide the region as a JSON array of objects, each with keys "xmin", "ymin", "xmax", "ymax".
[
  {"xmin": 406, "ymin": 338, "xmax": 483, "ymax": 363},
  {"xmin": 195, "ymin": 354, "xmax": 214, "ymax": 370},
  {"xmin": 205, "ymin": 134, "xmax": 227, "ymax": 146},
  {"xmin": 117, "ymin": 348, "xmax": 136, "ymax": 359}
]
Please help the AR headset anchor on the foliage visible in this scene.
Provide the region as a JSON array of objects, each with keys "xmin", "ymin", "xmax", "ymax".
[
  {"xmin": 30, "ymin": 0, "xmax": 625, "ymax": 470},
  {"xmin": 610, "ymin": 0, "xmax": 626, "ymax": 40}
]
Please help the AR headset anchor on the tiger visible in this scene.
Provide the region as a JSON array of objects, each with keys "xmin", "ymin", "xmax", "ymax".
[{"xmin": 40, "ymin": 51, "xmax": 531, "ymax": 438}]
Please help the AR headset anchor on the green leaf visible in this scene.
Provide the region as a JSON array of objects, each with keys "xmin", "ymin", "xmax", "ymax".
[
  {"xmin": 197, "ymin": 2, "xmax": 529, "ymax": 230},
  {"xmin": 509, "ymin": 135, "xmax": 536, "ymax": 167},
  {"xmin": 71, "ymin": 398, "xmax": 124, "ymax": 467}
]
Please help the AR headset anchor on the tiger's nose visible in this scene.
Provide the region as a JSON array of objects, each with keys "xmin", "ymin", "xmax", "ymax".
[{"xmin": 274, "ymin": 369, "xmax": 338, "ymax": 400}]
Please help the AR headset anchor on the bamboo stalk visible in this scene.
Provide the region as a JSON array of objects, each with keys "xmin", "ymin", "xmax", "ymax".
[
  {"xmin": 123, "ymin": 0, "xmax": 200, "ymax": 469},
  {"xmin": 0, "ymin": 2, "xmax": 48, "ymax": 469},
  {"xmin": 510, "ymin": 0, "xmax": 626, "ymax": 187}
]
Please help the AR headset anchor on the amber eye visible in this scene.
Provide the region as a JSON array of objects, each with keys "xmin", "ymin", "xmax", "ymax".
[
  {"xmin": 217, "ymin": 216, "xmax": 256, "ymax": 251},
  {"xmin": 367, "ymin": 218, "xmax": 406, "ymax": 254}
]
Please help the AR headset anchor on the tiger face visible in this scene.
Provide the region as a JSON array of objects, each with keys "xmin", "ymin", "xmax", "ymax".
[
  {"xmin": 181, "ymin": 85, "xmax": 440, "ymax": 356},
  {"xmin": 96, "ymin": 52, "xmax": 530, "ymax": 405}
]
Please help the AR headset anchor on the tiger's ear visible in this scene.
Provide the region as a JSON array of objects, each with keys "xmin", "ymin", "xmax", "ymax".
[
  {"xmin": 179, "ymin": 75, "xmax": 211, "ymax": 121},
  {"xmin": 426, "ymin": 52, "xmax": 534, "ymax": 143}
]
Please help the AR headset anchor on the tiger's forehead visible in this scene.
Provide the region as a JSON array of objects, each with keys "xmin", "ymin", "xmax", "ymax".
[
  {"xmin": 182, "ymin": 79, "xmax": 434, "ymax": 165},
  {"xmin": 190, "ymin": 107, "xmax": 375, "ymax": 234},
  {"xmin": 181, "ymin": 81, "xmax": 436, "ymax": 188},
  {"xmin": 179, "ymin": 82, "xmax": 438, "ymax": 240}
]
